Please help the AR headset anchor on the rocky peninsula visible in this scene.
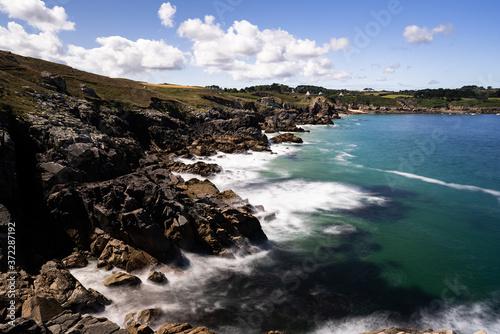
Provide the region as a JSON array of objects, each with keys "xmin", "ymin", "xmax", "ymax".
[{"xmin": 0, "ymin": 51, "xmax": 486, "ymax": 333}]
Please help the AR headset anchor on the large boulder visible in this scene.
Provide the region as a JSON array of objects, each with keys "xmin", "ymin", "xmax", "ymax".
[
  {"xmin": 34, "ymin": 260, "xmax": 104, "ymax": 313},
  {"xmin": 104, "ymin": 272, "xmax": 142, "ymax": 287},
  {"xmin": 270, "ymin": 133, "xmax": 303, "ymax": 144},
  {"xmin": 21, "ymin": 296, "xmax": 64, "ymax": 322},
  {"xmin": 62, "ymin": 253, "xmax": 88, "ymax": 268},
  {"xmin": 125, "ymin": 308, "xmax": 162, "ymax": 326}
]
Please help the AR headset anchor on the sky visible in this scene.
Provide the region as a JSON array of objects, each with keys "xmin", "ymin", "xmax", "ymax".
[{"xmin": 0, "ymin": 0, "xmax": 499, "ymax": 90}]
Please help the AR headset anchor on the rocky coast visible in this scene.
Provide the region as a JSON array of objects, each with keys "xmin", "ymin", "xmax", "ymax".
[{"xmin": 0, "ymin": 51, "xmax": 485, "ymax": 334}]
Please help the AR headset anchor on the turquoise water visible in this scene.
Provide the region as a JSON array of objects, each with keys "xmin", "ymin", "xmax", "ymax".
[
  {"xmin": 71, "ymin": 114, "xmax": 500, "ymax": 334},
  {"xmin": 215, "ymin": 114, "xmax": 500, "ymax": 333}
]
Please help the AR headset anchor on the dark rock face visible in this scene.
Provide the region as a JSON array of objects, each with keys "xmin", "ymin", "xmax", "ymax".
[
  {"xmin": 40, "ymin": 72, "xmax": 66, "ymax": 94},
  {"xmin": 147, "ymin": 271, "xmax": 167, "ymax": 284},
  {"xmin": 270, "ymin": 133, "xmax": 304, "ymax": 144}
]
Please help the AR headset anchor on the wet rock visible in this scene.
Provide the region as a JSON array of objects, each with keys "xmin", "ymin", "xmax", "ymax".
[
  {"xmin": 155, "ymin": 322, "xmax": 217, "ymax": 334},
  {"xmin": 162, "ymin": 159, "xmax": 222, "ymax": 177},
  {"xmin": 0, "ymin": 317, "xmax": 49, "ymax": 333},
  {"xmin": 104, "ymin": 272, "xmax": 142, "ymax": 287},
  {"xmin": 88, "ymin": 288, "xmax": 112, "ymax": 305},
  {"xmin": 67, "ymin": 314, "xmax": 128, "ymax": 334},
  {"xmin": 21, "ymin": 296, "xmax": 64, "ymax": 322},
  {"xmin": 184, "ymin": 179, "xmax": 220, "ymax": 198},
  {"xmin": 125, "ymin": 308, "xmax": 162, "ymax": 326},
  {"xmin": 98, "ymin": 238, "xmax": 158, "ymax": 272},
  {"xmin": 147, "ymin": 271, "xmax": 167, "ymax": 284},
  {"xmin": 62, "ymin": 253, "xmax": 88, "ymax": 268},
  {"xmin": 34, "ymin": 260, "xmax": 104, "ymax": 312},
  {"xmin": 127, "ymin": 322, "xmax": 154, "ymax": 334},
  {"xmin": 270, "ymin": 133, "xmax": 303, "ymax": 144}
]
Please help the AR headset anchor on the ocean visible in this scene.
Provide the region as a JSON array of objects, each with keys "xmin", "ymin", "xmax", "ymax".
[{"xmin": 71, "ymin": 114, "xmax": 500, "ymax": 334}]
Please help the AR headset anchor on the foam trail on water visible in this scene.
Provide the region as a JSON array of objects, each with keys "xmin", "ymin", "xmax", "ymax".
[{"xmin": 385, "ymin": 170, "xmax": 500, "ymax": 201}]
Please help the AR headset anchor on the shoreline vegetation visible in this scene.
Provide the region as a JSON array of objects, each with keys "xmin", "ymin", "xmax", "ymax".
[{"xmin": 0, "ymin": 50, "xmax": 491, "ymax": 333}]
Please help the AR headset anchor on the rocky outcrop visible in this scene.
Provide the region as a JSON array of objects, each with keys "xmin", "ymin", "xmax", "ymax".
[
  {"xmin": 270, "ymin": 133, "xmax": 303, "ymax": 144},
  {"xmin": 125, "ymin": 308, "xmax": 162, "ymax": 326},
  {"xmin": 155, "ymin": 322, "xmax": 217, "ymax": 334}
]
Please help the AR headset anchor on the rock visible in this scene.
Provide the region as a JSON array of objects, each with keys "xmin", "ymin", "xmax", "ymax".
[
  {"xmin": 34, "ymin": 261, "xmax": 104, "ymax": 312},
  {"xmin": 184, "ymin": 179, "xmax": 220, "ymax": 198},
  {"xmin": 258, "ymin": 97, "xmax": 282, "ymax": 108},
  {"xmin": 0, "ymin": 317, "xmax": 50, "ymax": 333},
  {"xmin": 104, "ymin": 272, "xmax": 142, "ymax": 287},
  {"xmin": 40, "ymin": 72, "xmax": 66, "ymax": 93},
  {"xmin": 162, "ymin": 159, "xmax": 222, "ymax": 177},
  {"xmin": 474, "ymin": 331, "xmax": 487, "ymax": 334},
  {"xmin": 215, "ymin": 189, "xmax": 247, "ymax": 207},
  {"xmin": 62, "ymin": 253, "xmax": 88, "ymax": 268},
  {"xmin": 98, "ymin": 238, "xmax": 158, "ymax": 272},
  {"xmin": 147, "ymin": 271, "xmax": 167, "ymax": 284},
  {"xmin": 80, "ymin": 83, "xmax": 99, "ymax": 98},
  {"xmin": 154, "ymin": 322, "xmax": 192, "ymax": 334},
  {"xmin": 125, "ymin": 308, "xmax": 162, "ymax": 326},
  {"xmin": 270, "ymin": 133, "xmax": 303, "ymax": 144},
  {"xmin": 127, "ymin": 322, "xmax": 154, "ymax": 334},
  {"xmin": 88, "ymin": 288, "xmax": 112, "ymax": 305},
  {"xmin": 45, "ymin": 310, "xmax": 82, "ymax": 334},
  {"xmin": 21, "ymin": 296, "xmax": 64, "ymax": 322},
  {"xmin": 67, "ymin": 314, "xmax": 128, "ymax": 334}
]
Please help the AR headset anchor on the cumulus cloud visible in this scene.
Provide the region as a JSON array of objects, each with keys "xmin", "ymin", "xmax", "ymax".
[
  {"xmin": 178, "ymin": 15, "xmax": 346, "ymax": 81},
  {"xmin": 0, "ymin": 0, "xmax": 75, "ymax": 32},
  {"xmin": 65, "ymin": 36, "xmax": 186, "ymax": 78},
  {"xmin": 384, "ymin": 63, "xmax": 401, "ymax": 73},
  {"xmin": 377, "ymin": 76, "xmax": 387, "ymax": 81},
  {"xmin": 330, "ymin": 37, "xmax": 350, "ymax": 52},
  {"xmin": 158, "ymin": 2, "xmax": 176, "ymax": 28},
  {"xmin": 301, "ymin": 57, "xmax": 351, "ymax": 81},
  {"xmin": 403, "ymin": 23, "xmax": 455, "ymax": 45},
  {"xmin": 428, "ymin": 79, "xmax": 440, "ymax": 85},
  {"xmin": 0, "ymin": 22, "xmax": 64, "ymax": 59}
]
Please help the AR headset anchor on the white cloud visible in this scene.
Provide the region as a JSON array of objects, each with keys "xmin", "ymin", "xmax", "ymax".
[
  {"xmin": 178, "ymin": 15, "xmax": 346, "ymax": 81},
  {"xmin": 428, "ymin": 79, "xmax": 440, "ymax": 85},
  {"xmin": 301, "ymin": 57, "xmax": 351, "ymax": 81},
  {"xmin": 158, "ymin": 2, "xmax": 176, "ymax": 28},
  {"xmin": 65, "ymin": 36, "xmax": 186, "ymax": 78},
  {"xmin": 330, "ymin": 37, "xmax": 350, "ymax": 52},
  {"xmin": 377, "ymin": 76, "xmax": 387, "ymax": 81},
  {"xmin": 0, "ymin": 21, "xmax": 64, "ymax": 60},
  {"xmin": 403, "ymin": 23, "xmax": 455, "ymax": 45},
  {"xmin": 0, "ymin": 0, "xmax": 74, "ymax": 32},
  {"xmin": 384, "ymin": 63, "xmax": 401, "ymax": 73}
]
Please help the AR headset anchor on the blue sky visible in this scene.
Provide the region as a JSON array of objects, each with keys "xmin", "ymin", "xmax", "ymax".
[{"xmin": 0, "ymin": 0, "xmax": 499, "ymax": 90}]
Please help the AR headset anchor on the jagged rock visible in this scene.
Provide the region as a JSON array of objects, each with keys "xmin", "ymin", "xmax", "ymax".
[
  {"xmin": 215, "ymin": 190, "xmax": 247, "ymax": 207},
  {"xmin": 184, "ymin": 179, "xmax": 220, "ymax": 198},
  {"xmin": 0, "ymin": 317, "xmax": 50, "ymax": 333},
  {"xmin": 67, "ymin": 314, "xmax": 128, "ymax": 334},
  {"xmin": 474, "ymin": 330, "xmax": 488, "ymax": 334},
  {"xmin": 147, "ymin": 271, "xmax": 167, "ymax": 284},
  {"xmin": 80, "ymin": 83, "xmax": 99, "ymax": 98},
  {"xmin": 258, "ymin": 97, "xmax": 282, "ymax": 108},
  {"xmin": 45, "ymin": 310, "xmax": 81, "ymax": 333},
  {"xmin": 270, "ymin": 133, "xmax": 303, "ymax": 144},
  {"xmin": 125, "ymin": 308, "xmax": 162, "ymax": 326},
  {"xmin": 88, "ymin": 288, "xmax": 112, "ymax": 305},
  {"xmin": 62, "ymin": 253, "xmax": 88, "ymax": 268},
  {"xmin": 34, "ymin": 260, "xmax": 104, "ymax": 313},
  {"xmin": 162, "ymin": 159, "xmax": 222, "ymax": 177},
  {"xmin": 40, "ymin": 72, "xmax": 66, "ymax": 93},
  {"xmin": 155, "ymin": 322, "xmax": 218, "ymax": 334},
  {"xmin": 98, "ymin": 238, "xmax": 158, "ymax": 272},
  {"xmin": 104, "ymin": 272, "xmax": 142, "ymax": 287},
  {"xmin": 127, "ymin": 322, "xmax": 154, "ymax": 334},
  {"xmin": 21, "ymin": 296, "xmax": 64, "ymax": 322},
  {"xmin": 0, "ymin": 270, "xmax": 34, "ymax": 321}
]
